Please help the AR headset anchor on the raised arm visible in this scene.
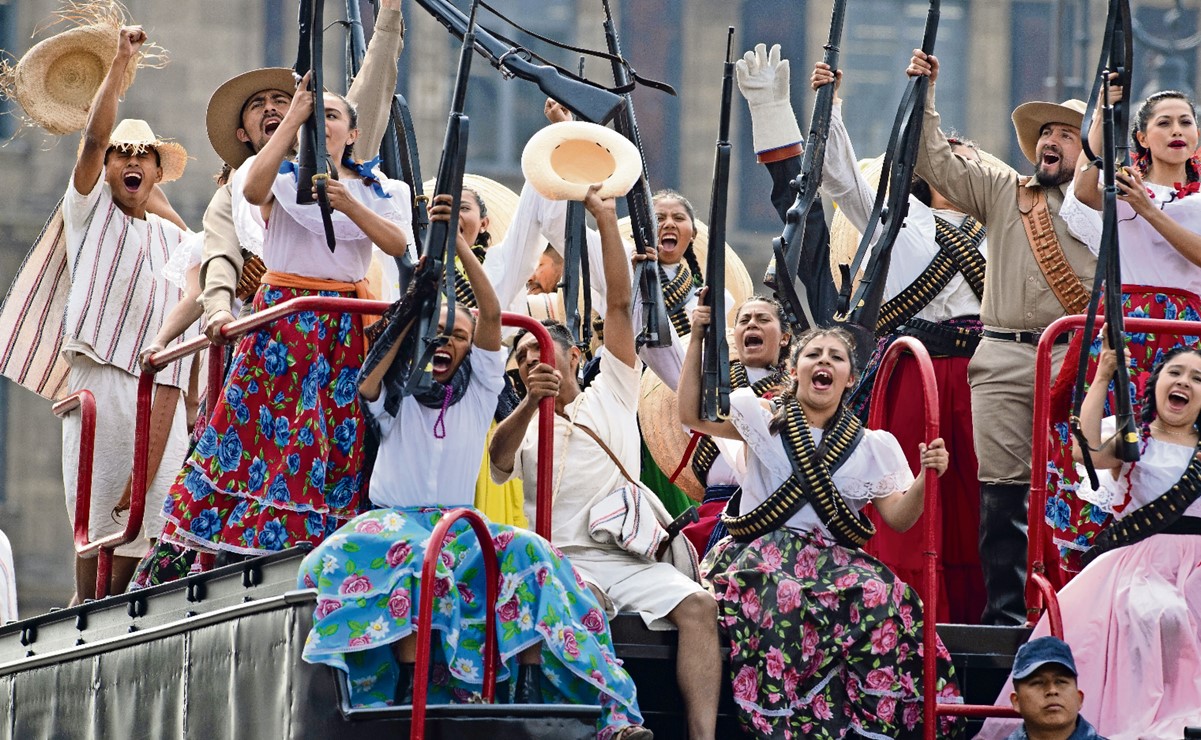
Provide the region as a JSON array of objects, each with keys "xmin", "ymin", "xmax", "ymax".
[
  {"xmin": 811, "ymin": 65, "xmax": 877, "ymax": 233},
  {"xmin": 588, "ymin": 184, "xmax": 637, "ymax": 368},
  {"xmin": 75, "ymin": 26, "xmax": 145, "ymax": 195},
  {"xmin": 346, "ymin": 0, "xmax": 404, "ymax": 160},
  {"xmin": 871, "ymin": 438, "xmax": 948, "ymax": 532},
  {"xmin": 242, "ymin": 74, "xmax": 310, "ymax": 206},
  {"xmin": 430, "ymin": 193, "xmax": 501, "ymax": 351},
  {"xmin": 198, "ymin": 184, "xmax": 243, "ymax": 344},
  {"xmin": 139, "ymin": 263, "xmax": 203, "ymax": 372},
  {"xmin": 678, "ymin": 293, "xmax": 742, "ymax": 440},
  {"xmin": 1073, "ymin": 75, "xmax": 1123, "ymax": 211},
  {"xmin": 1071, "ymin": 339, "xmax": 1125, "ymax": 476},
  {"xmin": 321, "ymin": 178, "xmax": 408, "ymax": 256}
]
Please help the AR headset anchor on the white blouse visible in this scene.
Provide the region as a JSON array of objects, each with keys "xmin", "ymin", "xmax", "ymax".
[
  {"xmin": 1077, "ymin": 416, "xmax": 1201, "ymax": 519},
  {"xmin": 1061, "ymin": 178, "xmax": 1201, "ymax": 295},
  {"xmin": 727, "ymin": 387, "xmax": 914, "ymax": 538}
]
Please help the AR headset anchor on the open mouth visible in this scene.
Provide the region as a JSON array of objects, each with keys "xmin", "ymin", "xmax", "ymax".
[
  {"xmin": 1167, "ymin": 389, "xmax": 1190, "ymax": 411},
  {"xmin": 264, "ymin": 117, "xmax": 281, "ymax": 136},
  {"xmin": 812, "ymin": 368, "xmax": 834, "ymax": 391},
  {"xmin": 659, "ymin": 234, "xmax": 678, "ymax": 253},
  {"xmin": 1041, "ymin": 151, "xmax": 1061, "ymax": 168},
  {"xmin": 122, "ymin": 171, "xmax": 143, "ymax": 192},
  {"xmin": 743, "ymin": 334, "xmax": 764, "ymax": 350},
  {"xmin": 431, "ymin": 349, "xmax": 453, "ymax": 375}
]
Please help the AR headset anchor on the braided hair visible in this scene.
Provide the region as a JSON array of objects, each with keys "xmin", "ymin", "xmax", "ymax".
[
  {"xmin": 463, "ymin": 187, "xmax": 492, "ymax": 251},
  {"xmin": 1130, "ymin": 90, "xmax": 1201, "ymax": 182},
  {"xmin": 652, "ymin": 189, "xmax": 704, "ymax": 288}
]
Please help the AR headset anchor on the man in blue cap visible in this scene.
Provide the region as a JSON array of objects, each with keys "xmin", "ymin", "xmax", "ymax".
[{"xmin": 1006, "ymin": 636, "xmax": 1106, "ymax": 740}]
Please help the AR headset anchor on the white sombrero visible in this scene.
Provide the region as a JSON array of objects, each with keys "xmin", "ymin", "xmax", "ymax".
[
  {"xmin": 423, "ymin": 173, "xmax": 520, "ymax": 245},
  {"xmin": 521, "ymin": 121, "xmax": 643, "ymax": 201},
  {"xmin": 1011, "ymin": 99, "xmax": 1087, "ymax": 166}
]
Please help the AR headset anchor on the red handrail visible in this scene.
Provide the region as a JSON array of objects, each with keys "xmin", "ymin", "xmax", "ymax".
[
  {"xmin": 51, "ymin": 390, "xmax": 110, "ymax": 596},
  {"xmin": 865, "ymin": 337, "xmax": 946, "ymax": 735},
  {"xmin": 409, "ymin": 509, "xmax": 501, "ymax": 739}
]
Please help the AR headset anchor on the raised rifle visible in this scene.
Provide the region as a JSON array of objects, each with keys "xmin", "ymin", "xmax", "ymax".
[
  {"xmin": 1073, "ymin": 0, "xmax": 1139, "ymax": 482},
  {"xmin": 833, "ymin": 0, "xmax": 940, "ymax": 367},
  {"xmin": 601, "ymin": 0, "xmax": 672, "ymax": 349},
  {"xmin": 700, "ymin": 27, "xmax": 736, "ymax": 422},
  {"xmin": 414, "ymin": 0, "xmax": 625, "ymax": 125},
  {"xmin": 768, "ymin": 0, "xmax": 846, "ymax": 333},
  {"xmin": 295, "ymin": 0, "xmax": 338, "ymax": 252},
  {"xmin": 398, "ymin": 0, "xmax": 479, "ymax": 399},
  {"xmin": 560, "ymin": 58, "xmax": 594, "ymax": 352}
]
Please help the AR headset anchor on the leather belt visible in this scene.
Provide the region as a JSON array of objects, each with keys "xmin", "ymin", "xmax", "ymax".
[
  {"xmin": 895, "ymin": 318, "xmax": 980, "ymax": 358},
  {"xmin": 981, "ymin": 328, "xmax": 1070, "ymax": 346}
]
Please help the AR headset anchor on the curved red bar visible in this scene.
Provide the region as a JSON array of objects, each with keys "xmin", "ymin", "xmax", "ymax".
[
  {"xmin": 865, "ymin": 336, "xmax": 943, "ymax": 737},
  {"xmin": 410, "ymin": 508, "xmax": 501, "ymax": 739}
]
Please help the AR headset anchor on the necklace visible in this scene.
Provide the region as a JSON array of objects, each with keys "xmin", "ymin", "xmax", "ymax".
[{"xmin": 1150, "ymin": 422, "xmax": 1199, "ymax": 440}]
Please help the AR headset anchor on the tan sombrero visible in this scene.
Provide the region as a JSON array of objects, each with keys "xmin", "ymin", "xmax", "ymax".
[
  {"xmin": 1012, "ymin": 99, "xmax": 1087, "ymax": 166},
  {"xmin": 828, "ymin": 146, "xmax": 1014, "ymax": 290},
  {"xmin": 103, "ymin": 118, "xmax": 188, "ymax": 182},
  {"xmin": 423, "ymin": 173, "xmax": 520, "ymax": 246},
  {"xmin": 617, "ymin": 215, "xmax": 754, "ymax": 324},
  {"xmin": 9, "ymin": 24, "xmax": 138, "ymax": 136},
  {"xmin": 639, "ymin": 367, "xmax": 705, "ymax": 501},
  {"xmin": 206, "ymin": 67, "xmax": 297, "ymax": 168},
  {"xmin": 521, "ymin": 121, "xmax": 643, "ymax": 201}
]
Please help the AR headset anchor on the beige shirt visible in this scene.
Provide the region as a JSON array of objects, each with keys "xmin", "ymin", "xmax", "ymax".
[
  {"xmin": 914, "ymin": 87, "xmax": 1097, "ymax": 331},
  {"xmin": 199, "ymin": 8, "xmax": 406, "ymax": 321}
]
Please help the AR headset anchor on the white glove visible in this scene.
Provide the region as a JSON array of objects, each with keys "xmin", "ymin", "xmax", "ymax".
[{"xmin": 736, "ymin": 43, "xmax": 802, "ymax": 156}]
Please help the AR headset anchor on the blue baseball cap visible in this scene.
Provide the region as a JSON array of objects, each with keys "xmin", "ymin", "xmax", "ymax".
[{"xmin": 1012, "ymin": 637, "xmax": 1078, "ymax": 681}]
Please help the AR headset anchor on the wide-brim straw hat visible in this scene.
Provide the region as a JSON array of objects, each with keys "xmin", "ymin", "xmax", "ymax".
[
  {"xmin": 1012, "ymin": 99, "xmax": 1087, "ymax": 166},
  {"xmin": 617, "ymin": 215, "xmax": 754, "ymax": 324},
  {"xmin": 828, "ymin": 147, "xmax": 1014, "ymax": 290},
  {"xmin": 521, "ymin": 121, "xmax": 643, "ymax": 201},
  {"xmin": 206, "ymin": 67, "xmax": 297, "ymax": 168},
  {"xmin": 104, "ymin": 118, "xmax": 188, "ymax": 182},
  {"xmin": 423, "ymin": 173, "xmax": 521, "ymax": 246},
  {"xmin": 11, "ymin": 24, "xmax": 137, "ymax": 136},
  {"xmin": 639, "ymin": 368, "xmax": 704, "ymax": 501}
]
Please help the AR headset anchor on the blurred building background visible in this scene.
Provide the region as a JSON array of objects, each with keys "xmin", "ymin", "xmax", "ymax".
[{"xmin": 0, "ymin": 0, "xmax": 1196, "ymax": 616}]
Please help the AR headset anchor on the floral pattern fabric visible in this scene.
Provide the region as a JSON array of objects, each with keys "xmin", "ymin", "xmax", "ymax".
[
  {"xmin": 158, "ymin": 283, "xmax": 366, "ymax": 557},
  {"xmin": 703, "ymin": 528, "xmax": 964, "ymax": 739},
  {"xmin": 1046, "ymin": 287, "xmax": 1201, "ymax": 572},
  {"xmin": 299, "ymin": 506, "xmax": 644, "ymax": 739}
]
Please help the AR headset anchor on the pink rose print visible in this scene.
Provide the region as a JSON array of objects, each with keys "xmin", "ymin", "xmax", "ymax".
[
  {"xmin": 732, "ymin": 665, "xmax": 759, "ymax": 703},
  {"xmin": 497, "ymin": 597, "xmax": 520, "ymax": 622},
  {"xmin": 861, "ymin": 578, "xmax": 888, "ymax": 608},
  {"xmin": 870, "ymin": 620, "xmax": 899, "ymax": 655},
  {"xmin": 877, "ymin": 696, "xmax": 896, "ymax": 723},
  {"xmin": 801, "ymin": 623, "xmax": 819, "ymax": 659},
  {"xmin": 354, "ymin": 518, "xmax": 383, "ymax": 535},
  {"xmin": 492, "ymin": 530, "xmax": 514, "ymax": 551},
  {"xmin": 339, "ymin": 574, "xmax": 372, "ymax": 595},
  {"xmin": 899, "ymin": 604, "xmax": 915, "ymax": 632},
  {"xmin": 811, "ymin": 693, "xmax": 833, "ymax": 720},
  {"xmin": 849, "ymin": 604, "xmax": 860, "ymax": 624},
  {"xmin": 387, "ymin": 589, "xmax": 411, "ymax": 619},
  {"xmin": 765, "ymin": 646, "xmax": 785, "ymax": 679},
  {"xmin": 776, "ymin": 579, "xmax": 802, "ymax": 614},
  {"xmin": 834, "ymin": 572, "xmax": 859, "ymax": 590},
  {"xmin": 794, "ymin": 548, "xmax": 818, "ymax": 579},
  {"xmin": 741, "ymin": 589, "xmax": 762, "ymax": 622},
  {"xmin": 432, "ymin": 576, "xmax": 450, "ymax": 598},
  {"xmin": 459, "ymin": 583, "xmax": 475, "ymax": 604},
  {"xmin": 903, "ymin": 701, "xmax": 921, "ymax": 729},
  {"xmin": 303, "ymin": 573, "xmax": 317, "ymax": 588},
  {"xmin": 315, "ymin": 598, "xmax": 342, "ymax": 619},
  {"xmin": 348, "ymin": 635, "xmax": 371, "ymax": 647},
  {"xmin": 866, "ymin": 667, "xmax": 896, "ymax": 690},
  {"xmin": 582, "ymin": 608, "xmax": 605, "ymax": 633},
  {"xmin": 385, "ymin": 540, "xmax": 412, "ymax": 567},
  {"xmin": 563, "ymin": 630, "xmax": 580, "ymax": 658},
  {"xmin": 758, "ymin": 543, "xmax": 783, "ymax": 572}
]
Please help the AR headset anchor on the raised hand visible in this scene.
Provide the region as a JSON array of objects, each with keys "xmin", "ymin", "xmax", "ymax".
[
  {"xmin": 117, "ymin": 26, "xmax": 147, "ymax": 59},
  {"xmin": 735, "ymin": 42, "xmax": 801, "ymax": 155},
  {"xmin": 906, "ymin": 49, "xmax": 939, "ymax": 83}
]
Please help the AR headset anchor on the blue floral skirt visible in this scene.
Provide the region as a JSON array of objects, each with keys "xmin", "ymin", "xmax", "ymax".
[{"xmin": 298, "ymin": 506, "xmax": 644, "ymax": 738}]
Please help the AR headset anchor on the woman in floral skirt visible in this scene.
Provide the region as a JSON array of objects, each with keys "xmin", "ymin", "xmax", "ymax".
[
  {"xmin": 299, "ymin": 184, "xmax": 650, "ymax": 740},
  {"xmin": 679, "ymin": 309, "xmax": 964, "ymax": 739},
  {"xmin": 152, "ymin": 74, "xmax": 412, "ymax": 565},
  {"xmin": 1047, "ymin": 88, "xmax": 1201, "ymax": 572}
]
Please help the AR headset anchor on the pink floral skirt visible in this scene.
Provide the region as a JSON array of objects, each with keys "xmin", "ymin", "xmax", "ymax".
[{"xmin": 703, "ymin": 528, "xmax": 964, "ymax": 739}]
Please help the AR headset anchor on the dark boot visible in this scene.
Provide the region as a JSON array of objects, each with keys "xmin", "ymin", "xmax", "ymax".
[
  {"xmin": 395, "ymin": 662, "xmax": 415, "ymax": 705},
  {"xmin": 978, "ymin": 483, "xmax": 1029, "ymax": 626},
  {"xmin": 513, "ymin": 664, "xmax": 543, "ymax": 704}
]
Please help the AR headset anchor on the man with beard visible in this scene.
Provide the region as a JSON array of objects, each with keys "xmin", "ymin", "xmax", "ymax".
[
  {"xmin": 198, "ymin": 0, "xmax": 405, "ymax": 345},
  {"xmin": 907, "ymin": 51, "xmax": 1095, "ymax": 625}
]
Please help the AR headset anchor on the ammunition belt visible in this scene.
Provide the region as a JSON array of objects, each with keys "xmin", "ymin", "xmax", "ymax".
[
  {"xmin": 894, "ymin": 317, "xmax": 981, "ymax": 358},
  {"xmin": 876, "ymin": 215, "xmax": 986, "ymax": 335},
  {"xmin": 236, "ymin": 252, "xmax": 267, "ymax": 302},
  {"xmin": 935, "ymin": 215, "xmax": 986, "ymax": 299},
  {"xmin": 661, "ymin": 262, "xmax": 696, "ymax": 338}
]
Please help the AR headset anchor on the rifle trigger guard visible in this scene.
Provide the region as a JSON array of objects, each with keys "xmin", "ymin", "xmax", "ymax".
[{"xmin": 496, "ymin": 47, "xmax": 530, "ymax": 79}]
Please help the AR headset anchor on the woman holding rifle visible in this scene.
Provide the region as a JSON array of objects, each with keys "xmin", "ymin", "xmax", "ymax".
[{"xmin": 1047, "ymin": 84, "xmax": 1201, "ymax": 572}]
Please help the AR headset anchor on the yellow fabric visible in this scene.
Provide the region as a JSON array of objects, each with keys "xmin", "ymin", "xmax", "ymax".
[{"xmin": 474, "ymin": 421, "xmax": 528, "ymax": 528}]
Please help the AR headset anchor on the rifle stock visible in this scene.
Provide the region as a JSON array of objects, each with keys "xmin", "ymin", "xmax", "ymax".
[
  {"xmin": 414, "ymin": 0, "xmax": 624, "ymax": 124},
  {"xmin": 700, "ymin": 27, "xmax": 736, "ymax": 422},
  {"xmin": 602, "ymin": 0, "xmax": 672, "ymax": 349}
]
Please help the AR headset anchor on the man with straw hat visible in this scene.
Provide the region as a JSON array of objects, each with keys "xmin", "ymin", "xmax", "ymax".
[
  {"xmin": 61, "ymin": 25, "xmax": 196, "ymax": 602},
  {"xmin": 196, "ymin": 0, "xmax": 406, "ymax": 346},
  {"xmin": 907, "ymin": 51, "xmax": 1095, "ymax": 626}
]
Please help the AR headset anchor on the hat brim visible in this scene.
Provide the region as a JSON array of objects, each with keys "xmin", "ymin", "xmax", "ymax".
[
  {"xmin": 13, "ymin": 25, "xmax": 137, "ymax": 136},
  {"xmin": 422, "ymin": 173, "xmax": 521, "ymax": 246},
  {"xmin": 521, "ymin": 121, "xmax": 643, "ymax": 201},
  {"xmin": 829, "ymin": 147, "xmax": 1014, "ymax": 291},
  {"xmin": 1011, "ymin": 101, "xmax": 1086, "ymax": 166},
  {"xmin": 206, "ymin": 67, "xmax": 297, "ymax": 168}
]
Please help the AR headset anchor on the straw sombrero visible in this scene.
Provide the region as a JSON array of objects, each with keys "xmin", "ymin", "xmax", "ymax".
[
  {"xmin": 10, "ymin": 24, "xmax": 137, "ymax": 136},
  {"xmin": 521, "ymin": 121, "xmax": 643, "ymax": 201},
  {"xmin": 423, "ymin": 173, "xmax": 520, "ymax": 246},
  {"xmin": 95, "ymin": 118, "xmax": 188, "ymax": 182},
  {"xmin": 828, "ymin": 146, "xmax": 1014, "ymax": 291},
  {"xmin": 617, "ymin": 216, "xmax": 754, "ymax": 324},
  {"xmin": 639, "ymin": 366, "xmax": 704, "ymax": 501},
  {"xmin": 1011, "ymin": 99, "xmax": 1087, "ymax": 166},
  {"xmin": 206, "ymin": 67, "xmax": 297, "ymax": 169}
]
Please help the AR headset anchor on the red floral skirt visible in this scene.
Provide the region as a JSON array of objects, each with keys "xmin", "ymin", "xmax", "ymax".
[{"xmin": 158, "ymin": 283, "xmax": 367, "ymax": 555}]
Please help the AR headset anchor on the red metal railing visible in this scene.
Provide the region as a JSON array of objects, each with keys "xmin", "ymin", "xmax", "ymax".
[
  {"xmin": 410, "ymin": 509, "xmax": 501, "ymax": 739},
  {"xmin": 51, "ymin": 390, "xmax": 106, "ymax": 593}
]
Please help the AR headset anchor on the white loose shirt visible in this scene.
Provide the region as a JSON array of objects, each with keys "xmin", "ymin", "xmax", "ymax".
[
  {"xmin": 823, "ymin": 101, "xmax": 987, "ymax": 323},
  {"xmin": 727, "ymin": 387, "xmax": 914, "ymax": 538},
  {"xmin": 61, "ymin": 174, "xmax": 196, "ymax": 389},
  {"xmin": 1078, "ymin": 416, "xmax": 1201, "ymax": 520},
  {"xmin": 367, "ymin": 346, "xmax": 506, "ymax": 508}
]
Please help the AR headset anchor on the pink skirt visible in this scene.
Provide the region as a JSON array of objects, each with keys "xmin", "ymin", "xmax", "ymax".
[{"xmin": 977, "ymin": 532, "xmax": 1201, "ymax": 739}]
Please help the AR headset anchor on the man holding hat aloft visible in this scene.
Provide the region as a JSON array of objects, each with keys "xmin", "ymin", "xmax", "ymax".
[
  {"xmin": 197, "ymin": 0, "xmax": 405, "ymax": 345},
  {"xmin": 1000, "ymin": 637, "xmax": 1106, "ymax": 740},
  {"xmin": 62, "ymin": 24, "xmax": 196, "ymax": 601},
  {"xmin": 906, "ymin": 52, "xmax": 1095, "ymax": 626}
]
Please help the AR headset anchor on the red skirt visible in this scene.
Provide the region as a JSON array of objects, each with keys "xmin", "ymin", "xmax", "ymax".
[
  {"xmin": 158, "ymin": 283, "xmax": 367, "ymax": 555},
  {"xmin": 1046, "ymin": 284, "xmax": 1201, "ymax": 573},
  {"xmin": 863, "ymin": 353, "xmax": 985, "ymax": 624}
]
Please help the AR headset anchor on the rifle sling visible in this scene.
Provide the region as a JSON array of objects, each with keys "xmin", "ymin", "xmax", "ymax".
[
  {"xmin": 1082, "ymin": 445, "xmax": 1201, "ymax": 566},
  {"xmin": 875, "ymin": 214, "xmax": 985, "ymax": 334},
  {"xmin": 692, "ymin": 363, "xmax": 786, "ymax": 485},
  {"xmin": 1017, "ymin": 179, "xmax": 1090, "ymax": 315},
  {"xmin": 721, "ymin": 398, "xmax": 873, "ymax": 547}
]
